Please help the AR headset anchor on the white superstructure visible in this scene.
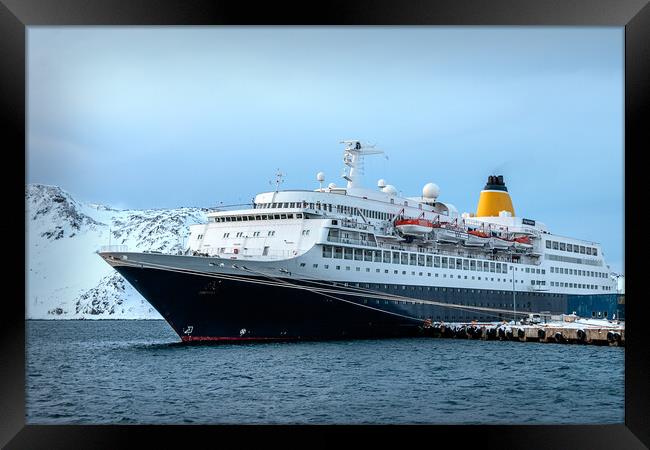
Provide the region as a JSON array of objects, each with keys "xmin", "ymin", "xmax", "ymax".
[{"xmin": 187, "ymin": 141, "xmax": 618, "ymax": 299}]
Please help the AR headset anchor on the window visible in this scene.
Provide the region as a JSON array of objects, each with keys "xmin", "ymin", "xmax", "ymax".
[
  {"xmin": 546, "ymin": 241, "xmax": 552, "ymax": 249},
  {"xmin": 463, "ymin": 259, "xmax": 469, "ymax": 270},
  {"xmin": 426, "ymin": 255, "xmax": 433, "ymax": 267},
  {"xmin": 593, "ymin": 248, "xmax": 598, "ymax": 256},
  {"xmin": 490, "ymin": 262, "xmax": 495, "ymax": 273},
  {"xmin": 552, "ymin": 241, "xmax": 559, "ymax": 250},
  {"xmin": 383, "ymin": 251, "xmax": 391, "ymax": 263},
  {"xmin": 434, "ymin": 256, "xmax": 441, "ymax": 268},
  {"xmin": 401, "ymin": 253, "xmax": 409, "ymax": 265},
  {"xmin": 236, "ymin": 232, "xmax": 243, "ymax": 238},
  {"xmin": 354, "ymin": 249, "xmax": 362, "ymax": 261},
  {"xmin": 364, "ymin": 250, "xmax": 373, "ymax": 262},
  {"xmin": 344, "ymin": 248, "xmax": 353, "ymax": 260},
  {"xmin": 392, "ymin": 252, "xmax": 400, "ymax": 264},
  {"xmin": 373, "ymin": 251, "xmax": 382, "ymax": 263},
  {"xmin": 580, "ymin": 246, "xmax": 586, "ymax": 254},
  {"xmin": 323, "ymin": 246, "xmax": 332, "ymax": 258},
  {"xmin": 441, "ymin": 257, "xmax": 448, "ymax": 269},
  {"xmin": 334, "ymin": 247, "xmax": 343, "ymax": 259},
  {"xmin": 567, "ymin": 244, "xmax": 573, "ymax": 252},
  {"xmin": 470, "ymin": 260, "xmax": 476, "ymax": 271},
  {"xmin": 502, "ymin": 264, "xmax": 508, "ymax": 274},
  {"xmin": 410, "ymin": 254, "xmax": 417, "ymax": 265},
  {"xmin": 223, "ymin": 232, "xmax": 230, "ymax": 238},
  {"xmin": 560, "ymin": 242, "xmax": 566, "ymax": 251},
  {"xmin": 268, "ymin": 231, "xmax": 275, "ymax": 236}
]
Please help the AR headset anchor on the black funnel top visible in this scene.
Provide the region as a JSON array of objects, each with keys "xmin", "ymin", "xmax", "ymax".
[{"xmin": 484, "ymin": 175, "xmax": 508, "ymax": 191}]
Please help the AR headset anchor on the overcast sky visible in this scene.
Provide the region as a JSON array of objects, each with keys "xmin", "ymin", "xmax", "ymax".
[{"xmin": 27, "ymin": 26, "xmax": 624, "ymax": 273}]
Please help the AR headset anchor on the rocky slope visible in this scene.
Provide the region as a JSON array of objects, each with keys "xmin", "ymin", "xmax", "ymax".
[{"xmin": 26, "ymin": 184, "xmax": 210, "ymax": 319}]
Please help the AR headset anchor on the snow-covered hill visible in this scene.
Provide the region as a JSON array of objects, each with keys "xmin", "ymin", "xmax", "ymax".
[{"xmin": 26, "ymin": 184, "xmax": 210, "ymax": 319}]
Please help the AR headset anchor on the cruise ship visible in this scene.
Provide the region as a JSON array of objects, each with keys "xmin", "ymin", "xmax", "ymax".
[{"xmin": 99, "ymin": 141, "xmax": 620, "ymax": 341}]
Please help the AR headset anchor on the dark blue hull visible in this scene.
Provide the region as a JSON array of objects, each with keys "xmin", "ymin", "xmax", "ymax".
[{"xmin": 113, "ymin": 265, "xmax": 583, "ymax": 342}]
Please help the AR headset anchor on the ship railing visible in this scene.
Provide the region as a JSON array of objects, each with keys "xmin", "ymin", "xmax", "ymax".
[
  {"xmin": 338, "ymin": 219, "xmax": 376, "ymax": 232},
  {"xmin": 327, "ymin": 236, "xmax": 378, "ymax": 247},
  {"xmin": 99, "ymin": 245, "xmax": 129, "ymax": 253},
  {"xmin": 213, "ymin": 248, "xmax": 299, "ymax": 259}
]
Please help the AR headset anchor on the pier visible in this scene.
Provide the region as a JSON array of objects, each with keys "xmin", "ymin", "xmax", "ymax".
[{"xmin": 421, "ymin": 316, "xmax": 624, "ymax": 346}]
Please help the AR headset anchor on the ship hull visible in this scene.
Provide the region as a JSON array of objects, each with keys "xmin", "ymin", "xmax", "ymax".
[
  {"xmin": 104, "ymin": 254, "xmax": 572, "ymax": 342},
  {"xmin": 113, "ymin": 264, "xmax": 428, "ymax": 341}
]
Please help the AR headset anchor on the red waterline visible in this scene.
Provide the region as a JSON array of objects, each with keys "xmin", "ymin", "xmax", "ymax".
[{"xmin": 181, "ymin": 335, "xmax": 296, "ymax": 342}]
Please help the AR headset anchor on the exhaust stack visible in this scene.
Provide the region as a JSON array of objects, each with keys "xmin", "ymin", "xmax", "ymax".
[{"xmin": 475, "ymin": 175, "xmax": 515, "ymax": 217}]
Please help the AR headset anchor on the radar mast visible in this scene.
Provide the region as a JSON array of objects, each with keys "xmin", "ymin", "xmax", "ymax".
[{"xmin": 340, "ymin": 140, "xmax": 384, "ymax": 189}]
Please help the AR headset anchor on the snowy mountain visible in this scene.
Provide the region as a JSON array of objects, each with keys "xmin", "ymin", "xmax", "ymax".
[{"xmin": 26, "ymin": 184, "xmax": 210, "ymax": 319}]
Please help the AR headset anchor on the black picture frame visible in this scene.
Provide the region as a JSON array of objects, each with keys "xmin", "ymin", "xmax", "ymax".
[{"xmin": 3, "ymin": 0, "xmax": 647, "ymax": 448}]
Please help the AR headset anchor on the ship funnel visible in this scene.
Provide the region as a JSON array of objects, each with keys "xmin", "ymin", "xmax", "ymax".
[{"xmin": 475, "ymin": 174, "xmax": 515, "ymax": 217}]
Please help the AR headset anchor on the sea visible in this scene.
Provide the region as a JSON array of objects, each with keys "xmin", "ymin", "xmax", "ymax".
[{"xmin": 26, "ymin": 320, "xmax": 624, "ymax": 425}]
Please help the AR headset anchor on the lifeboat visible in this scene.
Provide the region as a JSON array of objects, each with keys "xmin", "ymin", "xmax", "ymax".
[
  {"xmin": 394, "ymin": 218, "xmax": 434, "ymax": 236},
  {"xmin": 463, "ymin": 230, "xmax": 489, "ymax": 247},
  {"xmin": 434, "ymin": 224, "xmax": 463, "ymax": 244},
  {"xmin": 489, "ymin": 236, "xmax": 513, "ymax": 249},
  {"xmin": 513, "ymin": 235, "xmax": 533, "ymax": 250}
]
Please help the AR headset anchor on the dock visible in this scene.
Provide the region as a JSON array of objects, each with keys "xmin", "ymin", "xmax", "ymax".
[{"xmin": 422, "ymin": 315, "xmax": 624, "ymax": 346}]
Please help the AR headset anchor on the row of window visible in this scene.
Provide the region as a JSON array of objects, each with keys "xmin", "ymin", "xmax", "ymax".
[
  {"xmin": 550, "ymin": 266, "xmax": 608, "ymax": 278},
  {"xmin": 546, "ymin": 240, "xmax": 597, "ymax": 256},
  {"xmin": 545, "ymin": 253, "xmax": 603, "ymax": 267},
  {"xmin": 255, "ymin": 201, "xmax": 421, "ymax": 220},
  {"xmin": 214, "ymin": 213, "xmax": 304, "ymax": 223},
  {"xmin": 321, "ymin": 246, "xmax": 511, "ymax": 274},
  {"xmin": 550, "ymin": 281, "xmax": 612, "ymax": 290},
  {"xmin": 222, "ymin": 230, "xmax": 276, "ymax": 238}
]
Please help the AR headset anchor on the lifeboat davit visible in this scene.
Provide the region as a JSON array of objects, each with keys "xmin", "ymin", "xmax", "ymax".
[{"xmin": 395, "ymin": 218, "xmax": 434, "ymax": 236}]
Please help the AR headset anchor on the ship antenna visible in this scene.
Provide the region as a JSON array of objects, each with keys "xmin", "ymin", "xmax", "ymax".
[
  {"xmin": 340, "ymin": 140, "xmax": 384, "ymax": 189},
  {"xmin": 269, "ymin": 169, "xmax": 285, "ymax": 192}
]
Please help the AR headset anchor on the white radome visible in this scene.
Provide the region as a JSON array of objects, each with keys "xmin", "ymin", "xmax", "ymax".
[
  {"xmin": 377, "ymin": 179, "xmax": 386, "ymax": 188},
  {"xmin": 316, "ymin": 172, "xmax": 325, "ymax": 182},
  {"xmin": 422, "ymin": 182, "xmax": 440, "ymax": 199},
  {"xmin": 383, "ymin": 184, "xmax": 398, "ymax": 196}
]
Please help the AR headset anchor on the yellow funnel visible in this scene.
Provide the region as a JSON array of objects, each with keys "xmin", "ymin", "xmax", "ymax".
[{"xmin": 476, "ymin": 175, "xmax": 515, "ymax": 217}]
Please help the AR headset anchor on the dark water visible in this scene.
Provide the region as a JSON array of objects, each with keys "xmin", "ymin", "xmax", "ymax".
[{"xmin": 26, "ymin": 320, "xmax": 624, "ymax": 425}]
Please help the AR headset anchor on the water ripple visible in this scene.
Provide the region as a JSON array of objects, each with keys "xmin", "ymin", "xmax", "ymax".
[{"xmin": 26, "ymin": 320, "xmax": 624, "ymax": 425}]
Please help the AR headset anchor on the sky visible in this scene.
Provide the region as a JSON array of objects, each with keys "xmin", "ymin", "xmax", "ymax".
[{"xmin": 27, "ymin": 27, "xmax": 624, "ymax": 273}]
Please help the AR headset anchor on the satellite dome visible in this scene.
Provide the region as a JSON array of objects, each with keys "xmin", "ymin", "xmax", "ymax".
[
  {"xmin": 377, "ymin": 179, "xmax": 386, "ymax": 188},
  {"xmin": 316, "ymin": 172, "xmax": 325, "ymax": 182},
  {"xmin": 422, "ymin": 182, "xmax": 440, "ymax": 199},
  {"xmin": 383, "ymin": 184, "xmax": 397, "ymax": 196}
]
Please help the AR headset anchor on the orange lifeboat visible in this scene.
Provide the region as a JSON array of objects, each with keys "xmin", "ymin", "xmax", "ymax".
[{"xmin": 394, "ymin": 218, "xmax": 434, "ymax": 236}]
